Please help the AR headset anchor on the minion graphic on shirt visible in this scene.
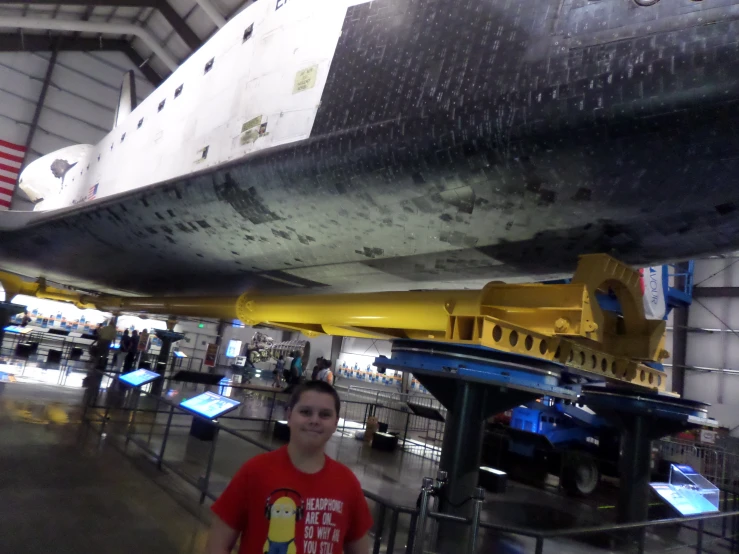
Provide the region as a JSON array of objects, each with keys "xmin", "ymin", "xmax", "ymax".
[{"xmin": 264, "ymin": 489, "xmax": 302, "ymax": 554}]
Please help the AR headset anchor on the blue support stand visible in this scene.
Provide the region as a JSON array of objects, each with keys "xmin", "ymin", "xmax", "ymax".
[{"xmin": 376, "ymin": 340, "xmax": 576, "ymax": 549}]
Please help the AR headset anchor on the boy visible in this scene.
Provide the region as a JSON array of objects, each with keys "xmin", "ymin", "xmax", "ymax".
[{"xmin": 206, "ymin": 381, "xmax": 372, "ymax": 554}]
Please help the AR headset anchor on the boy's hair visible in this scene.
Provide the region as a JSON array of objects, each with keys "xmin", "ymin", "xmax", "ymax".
[{"xmin": 287, "ymin": 380, "xmax": 340, "ymax": 416}]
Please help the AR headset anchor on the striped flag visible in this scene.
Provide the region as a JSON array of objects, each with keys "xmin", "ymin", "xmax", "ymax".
[{"xmin": 0, "ymin": 139, "xmax": 25, "ymax": 210}]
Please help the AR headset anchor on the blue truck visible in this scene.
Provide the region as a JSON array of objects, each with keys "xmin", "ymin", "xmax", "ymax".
[{"xmin": 482, "ymin": 263, "xmax": 694, "ymax": 496}]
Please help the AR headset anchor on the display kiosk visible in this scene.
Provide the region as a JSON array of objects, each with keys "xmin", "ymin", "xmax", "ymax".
[
  {"xmin": 119, "ymin": 368, "xmax": 161, "ymax": 388},
  {"xmin": 650, "ymin": 463, "xmax": 720, "ymax": 516},
  {"xmin": 180, "ymin": 391, "xmax": 241, "ymax": 441}
]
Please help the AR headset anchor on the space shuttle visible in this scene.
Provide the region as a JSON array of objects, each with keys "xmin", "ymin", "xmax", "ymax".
[{"xmin": 1, "ymin": 0, "xmax": 739, "ymax": 297}]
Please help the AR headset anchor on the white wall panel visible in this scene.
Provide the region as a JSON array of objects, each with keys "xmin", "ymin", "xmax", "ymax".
[
  {"xmin": 685, "ymin": 333, "xmax": 724, "ymax": 369},
  {"xmin": 688, "ymin": 298, "xmax": 730, "ymax": 329},
  {"xmin": 684, "ymin": 372, "xmax": 719, "ymax": 405},
  {"xmin": 339, "ymin": 338, "xmax": 393, "ymax": 372},
  {"xmin": 680, "ymin": 256, "xmax": 739, "ymax": 435},
  {"xmin": 692, "ymin": 259, "xmax": 731, "ymax": 286},
  {"xmin": 0, "ymin": 49, "xmax": 158, "ymax": 186}
]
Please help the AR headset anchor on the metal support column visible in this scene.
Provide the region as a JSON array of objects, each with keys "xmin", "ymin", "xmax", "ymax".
[
  {"xmin": 330, "ymin": 336, "xmax": 343, "ymax": 367},
  {"xmin": 400, "ymin": 371, "xmax": 412, "ymax": 394},
  {"xmin": 617, "ymin": 415, "xmax": 653, "ymax": 523},
  {"xmin": 437, "ymin": 381, "xmax": 487, "ymax": 550},
  {"xmin": 439, "ymin": 381, "xmax": 487, "ymax": 509},
  {"xmin": 152, "ymin": 329, "xmax": 184, "ymax": 396},
  {"xmin": 671, "ymin": 260, "xmax": 692, "ymax": 397},
  {"xmin": 19, "ymin": 39, "xmax": 59, "ymax": 174},
  {"xmin": 672, "ymin": 306, "xmax": 688, "ymax": 397}
]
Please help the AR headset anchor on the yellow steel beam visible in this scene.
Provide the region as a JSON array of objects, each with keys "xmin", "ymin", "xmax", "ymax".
[{"xmin": 0, "ymin": 253, "xmax": 669, "ymax": 390}]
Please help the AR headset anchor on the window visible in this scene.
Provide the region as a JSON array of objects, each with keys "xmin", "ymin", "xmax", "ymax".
[
  {"xmin": 120, "ymin": 133, "xmax": 126, "ymax": 143},
  {"xmin": 204, "ymin": 58, "xmax": 214, "ymax": 74},
  {"xmin": 201, "ymin": 146, "xmax": 209, "ymax": 159},
  {"xmin": 175, "ymin": 84, "xmax": 183, "ymax": 98},
  {"xmin": 137, "ymin": 118, "xmax": 144, "ymax": 129},
  {"xmin": 243, "ymin": 23, "xmax": 254, "ymax": 43},
  {"xmin": 158, "ymin": 99, "xmax": 166, "ymax": 112}
]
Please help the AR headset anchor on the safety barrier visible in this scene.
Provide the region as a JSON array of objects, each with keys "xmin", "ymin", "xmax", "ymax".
[{"xmin": 657, "ymin": 438, "xmax": 739, "ymax": 489}]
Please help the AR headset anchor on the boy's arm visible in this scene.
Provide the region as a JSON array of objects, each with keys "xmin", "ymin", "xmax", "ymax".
[
  {"xmin": 344, "ymin": 534, "xmax": 369, "ymax": 554},
  {"xmin": 205, "ymin": 515, "xmax": 239, "ymax": 554}
]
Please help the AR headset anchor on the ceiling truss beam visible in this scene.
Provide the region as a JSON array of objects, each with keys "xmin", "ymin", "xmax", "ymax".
[
  {"xmin": 693, "ymin": 287, "xmax": 739, "ymax": 298},
  {"xmin": 120, "ymin": 41, "xmax": 163, "ymax": 86},
  {"xmin": 0, "ymin": 33, "xmax": 163, "ymax": 86},
  {"xmin": 0, "ymin": 0, "xmax": 202, "ymax": 50},
  {"xmin": 0, "ymin": 33, "xmax": 131, "ymax": 51}
]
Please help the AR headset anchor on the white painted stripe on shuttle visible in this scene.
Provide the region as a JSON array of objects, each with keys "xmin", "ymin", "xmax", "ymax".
[
  {"xmin": 0, "ymin": 167, "xmax": 17, "ymax": 179},
  {"xmin": 0, "ymin": 190, "xmax": 12, "ymax": 202}
]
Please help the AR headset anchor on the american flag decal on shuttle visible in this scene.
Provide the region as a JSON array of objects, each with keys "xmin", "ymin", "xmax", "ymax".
[
  {"xmin": 0, "ymin": 139, "xmax": 24, "ymax": 210},
  {"xmin": 86, "ymin": 183, "xmax": 99, "ymax": 201}
]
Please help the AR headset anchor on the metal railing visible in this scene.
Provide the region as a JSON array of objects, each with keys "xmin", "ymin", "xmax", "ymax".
[
  {"xmin": 79, "ymin": 369, "xmax": 739, "ymax": 553},
  {"xmin": 657, "ymin": 438, "xmax": 739, "ymax": 489}
]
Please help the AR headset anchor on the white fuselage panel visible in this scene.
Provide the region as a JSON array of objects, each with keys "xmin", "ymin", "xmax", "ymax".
[{"xmin": 24, "ymin": 0, "xmax": 368, "ymax": 213}]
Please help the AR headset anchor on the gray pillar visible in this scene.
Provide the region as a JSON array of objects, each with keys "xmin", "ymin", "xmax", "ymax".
[
  {"xmin": 437, "ymin": 382, "xmax": 487, "ymax": 550},
  {"xmin": 618, "ymin": 416, "xmax": 653, "ymax": 523},
  {"xmin": 671, "ymin": 260, "xmax": 692, "ymax": 396},
  {"xmin": 401, "ymin": 371, "xmax": 412, "ymax": 394},
  {"xmin": 329, "ymin": 336, "xmax": 343, "ymax": 366},
  {"xmin": 152, "ymin": 330, "xmax": 185, "ymax": 396},
  {"xmin": 671, "ymin": 306, "xmax": 688, "ymax": 396}
]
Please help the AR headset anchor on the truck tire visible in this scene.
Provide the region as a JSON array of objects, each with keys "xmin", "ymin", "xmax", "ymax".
[{"xmin": 562, "ymin": 453, "xmax": 600, "ymax": 496}]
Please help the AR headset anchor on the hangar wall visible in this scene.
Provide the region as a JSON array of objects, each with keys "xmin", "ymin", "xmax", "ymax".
[
  {"xmin": 671, "ymin": 257, "xmax": 739, "ymax": 435},
  {"xmin": 0, "ymin": 51, "xmax": 154, "ymax": 209}
]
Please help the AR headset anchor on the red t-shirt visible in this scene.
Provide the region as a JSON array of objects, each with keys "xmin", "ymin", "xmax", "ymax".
[{"xmin": 212, "ymin": 446, "xmax": 373, "ymax": 554}]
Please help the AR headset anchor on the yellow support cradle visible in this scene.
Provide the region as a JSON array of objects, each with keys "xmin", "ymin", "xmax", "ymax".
[{"xmin": 0, "ymin": 253, "xmax": 669, "ymax": 391}]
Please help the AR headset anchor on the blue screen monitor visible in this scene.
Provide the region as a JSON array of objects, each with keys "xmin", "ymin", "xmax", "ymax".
[
  {"xmin": 4, "ymin": 325, "xmax": 30, "ymax": 334},
  {"xmin": 180, "ymin": 391, "xmax": 241, "ymax": 420},
  {"xmin": 172, "ymin": 351, "xmax": 188, "ymax": 358},
  {"xmin": 119, "ymin": 369, "xmax": 161, "ymax": 387},
  {"xmin": 226, "ymin": 340, "xmax": 242, "ymax": 358}
]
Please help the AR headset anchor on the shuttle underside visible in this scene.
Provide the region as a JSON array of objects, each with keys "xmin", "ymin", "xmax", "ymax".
[{"xmin": 1, "ymin": 0, "xmax": 739, "ymax": 295}]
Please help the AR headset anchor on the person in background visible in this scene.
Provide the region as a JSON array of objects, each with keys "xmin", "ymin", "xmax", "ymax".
[
  {"xmin": 290, "ymin": 352, "xmax": 303, "ymax": 384},
  {"xmin": 20, "ymin": 312, "xmax": 31, "ymax": 327},
  {"xmin": 205, "ymin": 381, "xmax": 372, "ymax": 554},
  {"xmin": 137, "ymin": 329, "xmax": 150, "ymax": 366},
  {"xmin": 317, "ymin": 360, "xmax": 334, "ymax": 386},
  {"xmin": 123, "ymin": 329, "xmax": 139, "ymax": 371},
  {"xmin": 272, "ymin": 355, "xmax": 285, "ymax": 388},
  {"xmin": 83, "ymin": 319, "xmax": 116, "ymax": 407},
  {"xmin": 116, "ymin": 329, "xmax": 132, "ymax": 372},
  {"xmin": 311, "ymin": 356, "xmax": 325, "ymax": 381}
]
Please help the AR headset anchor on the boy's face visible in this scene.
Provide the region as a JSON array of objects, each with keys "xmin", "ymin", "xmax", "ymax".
[{"xmin": 287, "ymin": 391, "xmax": 338, "ymax": 450}]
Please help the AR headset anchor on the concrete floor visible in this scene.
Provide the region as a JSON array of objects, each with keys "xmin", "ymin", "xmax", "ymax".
[
  {"xmin": 0, "ymin": 383, "xmax": 211, "ymax": 554},
  {"xmin": 0, "ymin": 380, "xmax": 729, "ymax": 554}
]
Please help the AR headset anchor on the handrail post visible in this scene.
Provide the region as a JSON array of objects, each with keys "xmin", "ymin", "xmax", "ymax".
[
  {"xmin": 125, "ymin": 389, "xmax": 141, "ymax": 447},
  {"xmin": 158, "ymin": 403, "xmax": 175, "ymax": 470},
  {"xmin": 372, "ymin": 503, "xmax": 386, "ymax": 554},
  {"xmin": 467, "ymin": 487, "xmax": 485, "ymax": 554},
  {"xmin": 413, "ymin": 477, "xmax": 434, "ymax": 554},
  {"xmin": 386, "ymin": 509, "xmax": 399, "ymax": 554},
  {"xmin": 200, "ymin": 425, "xmax": 219, "ymax": 503}
]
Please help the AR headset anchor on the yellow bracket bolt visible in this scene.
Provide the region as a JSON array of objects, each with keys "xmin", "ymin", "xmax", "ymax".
[{"xmin": 554, "ymin": 318, "xmax": 570, "ymax": 333}]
